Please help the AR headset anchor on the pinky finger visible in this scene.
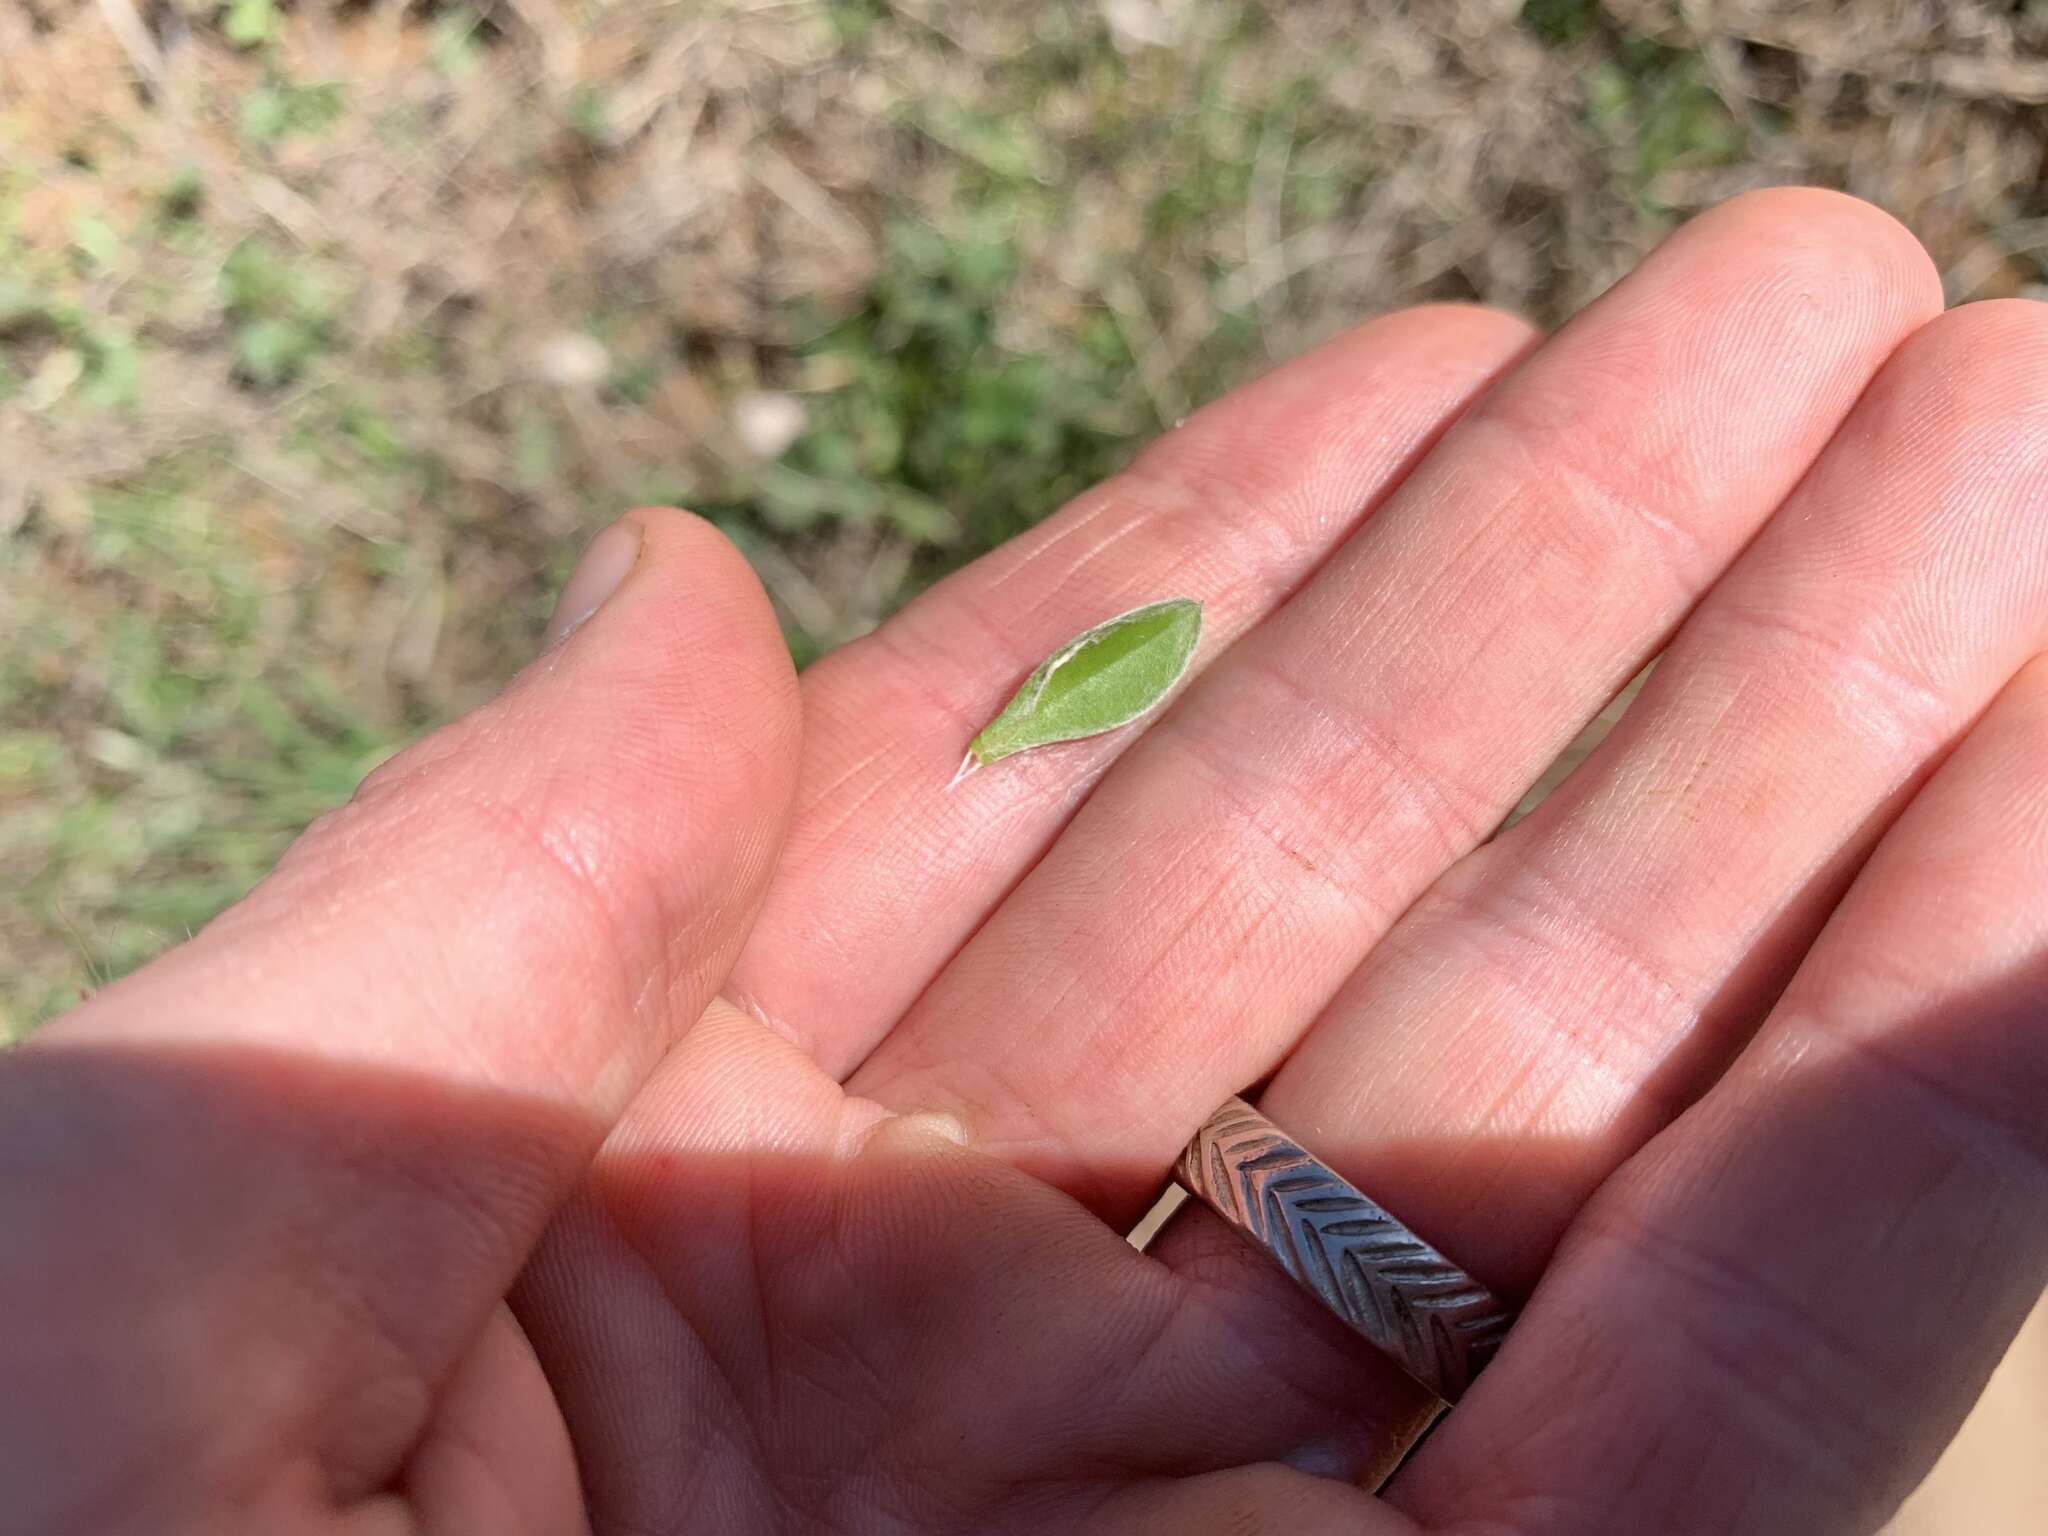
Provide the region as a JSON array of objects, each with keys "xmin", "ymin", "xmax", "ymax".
[{"xmin": 1394, "ymin": 654, "xmax": 2048, "ymax": 1536}]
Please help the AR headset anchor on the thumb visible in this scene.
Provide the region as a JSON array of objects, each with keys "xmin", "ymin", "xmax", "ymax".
[
  {"xmin": 6, "ymin": 509, "xmax": 799, "ymax": 1511},
  {"xmin": 51, "ymin": 506, "xmax": 801, "ymax": 1109}
]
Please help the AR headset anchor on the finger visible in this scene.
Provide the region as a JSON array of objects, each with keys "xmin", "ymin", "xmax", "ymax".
[
  {"xmin": 849, "ymin": 189, "xmax": 1942, "ymax": 1214},
  {"xmin": 49, "ymin": 509, "xmax": 799, "ymax": 1111},
  {"xmin": 1233, "ymin": 296, "xmax": 2048, "ymax": 1291},
  {"xmin": 727, "ymin": 304, "xmax": 1540, "ymax": 1069},
  {"xmin": 1396, "ymin": 651, "xmax": 2048, "ymax": 1536},
  {"xmin": 7, "ymin": 510, "xmax": 799, "ymax": 1512}
]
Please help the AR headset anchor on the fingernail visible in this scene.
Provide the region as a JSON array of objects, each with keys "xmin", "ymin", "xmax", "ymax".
[{"xmin": 543, "ymin": 518, "xmax": 642, "ymax": 650}]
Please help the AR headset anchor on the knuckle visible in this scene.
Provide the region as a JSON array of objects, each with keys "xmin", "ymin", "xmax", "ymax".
[{"xmin": 289, "ymin": 721, "xmax": 661, "ymax": 1000}]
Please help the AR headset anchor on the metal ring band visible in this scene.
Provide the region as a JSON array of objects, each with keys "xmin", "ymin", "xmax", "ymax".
[{"xmin": 1173, "ymin": 1097, "xmax": 1513, "ymax": 1402}]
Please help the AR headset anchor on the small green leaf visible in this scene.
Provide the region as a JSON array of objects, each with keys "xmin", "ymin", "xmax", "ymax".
[{"xmin": 965, "ymin": 598, "xmax": 1202, "ymax": 770}]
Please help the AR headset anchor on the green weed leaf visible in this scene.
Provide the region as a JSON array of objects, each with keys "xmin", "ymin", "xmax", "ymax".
[
  {"xmin": 223, "ymin": 0, "xmax": 279, "ymax": 49},
  {"xmin": 966, "ymin": 598, "xmax": 1201, "ymax": 769}
]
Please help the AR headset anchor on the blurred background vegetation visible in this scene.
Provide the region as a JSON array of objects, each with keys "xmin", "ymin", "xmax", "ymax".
[{"xmin": 2, "ymin": 0, "xmax": 2045, "ymax": 1037}]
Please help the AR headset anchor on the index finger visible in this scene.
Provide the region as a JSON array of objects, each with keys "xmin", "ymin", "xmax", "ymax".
[{"xmin": 729, "ymin": 305, "xmax": 1539, "ymax": 1071}]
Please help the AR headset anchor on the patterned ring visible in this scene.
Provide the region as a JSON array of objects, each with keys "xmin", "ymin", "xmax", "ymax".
[{"xmin": 1172, "ymin": 1097, "xmax": 1513, "ymax": 1403}]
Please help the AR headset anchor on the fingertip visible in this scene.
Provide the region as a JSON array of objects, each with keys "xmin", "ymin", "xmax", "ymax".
[
  {"xmin": 615, "ymin": 503, "xmax": 748, "ymax": 573},
  {"xmin": 71, "ymin": 497, "xmax": 806, "ymax": 1120},
  {"xmin": 587, "ymin": 505, "xmax": 779, "ymax": 647},
  {"xmin": 1879, "ymin": 295, "xmax": 2048, "ymax": 416},
  {"xmin": 1817, "ymin": 295, "xmax": 2048, "ymax": 550},
  {"xmin": 555, "ymin": 505, "xmax": 802, "ymax": 776},
  {"xmin": 1677, "ymin": 185, "xmax": 1944, "ymax": 335}
]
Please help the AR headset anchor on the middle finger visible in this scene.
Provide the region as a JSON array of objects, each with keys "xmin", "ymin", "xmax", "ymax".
[{"xmin": 849, "ymin": 189, "xmax": 1940, "ymax": 1219}]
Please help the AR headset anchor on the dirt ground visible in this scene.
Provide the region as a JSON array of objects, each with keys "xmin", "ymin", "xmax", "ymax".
[{"xmin": 2, "ymin": 0, "xmax": 2043, "ymax": 1525}]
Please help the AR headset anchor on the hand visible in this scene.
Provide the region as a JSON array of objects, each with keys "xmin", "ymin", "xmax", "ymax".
[{"xmin": 9, "ymin": 188, "xmax": 2046, "ymax": 1536}]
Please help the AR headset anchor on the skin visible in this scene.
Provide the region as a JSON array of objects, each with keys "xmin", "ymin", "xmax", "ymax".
[{"xmin": 6, "ymin": 187, "xmax": 2047, "ymax": 1535}]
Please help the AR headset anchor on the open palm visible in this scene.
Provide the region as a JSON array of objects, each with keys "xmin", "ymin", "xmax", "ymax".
[{"xmin": 11, "ymin": 190, "xmax": 2048, "ymax": 1536}]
